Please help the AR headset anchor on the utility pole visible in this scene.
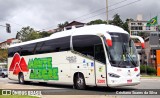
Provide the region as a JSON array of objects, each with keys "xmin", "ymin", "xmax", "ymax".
[{"xmin": 106, "ymin": 0, "xmax": 109, "ymax": 24}]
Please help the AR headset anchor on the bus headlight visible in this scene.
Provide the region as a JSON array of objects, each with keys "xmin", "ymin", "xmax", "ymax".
[
  {"xmin": 136, "ymin": 73, "xmax": 140, "ymax": 77},
  {"xmin": 108, "ymin": 73, "xmax": 120, "ymax": 78}
]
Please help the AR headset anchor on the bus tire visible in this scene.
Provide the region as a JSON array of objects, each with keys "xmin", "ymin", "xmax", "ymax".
[
  {"xmin": 74, "ymin": 73, "xmax": 86, "ymax": 90},
  {"xmin": 18, "ymin": 73, "xmax": 25, "ymax": 84},
  {"xmin": 2, "ymin": 73, "xmax": 5, "ymax": 78}
]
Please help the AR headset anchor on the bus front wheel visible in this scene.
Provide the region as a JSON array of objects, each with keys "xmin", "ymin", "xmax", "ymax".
[{"xmin": 74, "ymin": 73, "xmax": 86, "ymax": 90}]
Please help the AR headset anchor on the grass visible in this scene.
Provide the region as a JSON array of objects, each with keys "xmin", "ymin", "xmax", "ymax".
[
  {"xmin": 0, "ymin": 95, "xmax": 39, "ymax": 98},
  {"xmin": 141, "ymin": 75, "xmax": 160, "ymax": 78}
]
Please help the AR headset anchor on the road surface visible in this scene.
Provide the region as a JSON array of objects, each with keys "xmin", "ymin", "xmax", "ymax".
[{"xmin": 0, "ymin": 77, "xmax": 160, "ymax": 98}]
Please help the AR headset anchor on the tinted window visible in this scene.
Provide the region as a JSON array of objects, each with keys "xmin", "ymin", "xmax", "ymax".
[
  {"xmin": 95, "ymin": 44, "xmax": 106, "ymax": 64},
  {"xmin": 21, "ymin": 43, "xmax": 36, "ymax": 56},
  {"xmin": 73, "ymin": 35, "xmax": 106, "ymax": 64},
  {"xmin": 8, "ymin": 46, "xmax": 21, "ymax": 57},
  {"xmin": 8, "ymin": 36, "xmax": 70, "ymax": 57},
  {"xmin": 3, "ymin": 69, "xmax": 7, "ymax": 71},
  {"xmin": 73, "ymin": 35, "xmax": 102, "ymax": 57},
  {"xmin": 35, "ymin": 36, "xmax": 70, "ymax": 54}
]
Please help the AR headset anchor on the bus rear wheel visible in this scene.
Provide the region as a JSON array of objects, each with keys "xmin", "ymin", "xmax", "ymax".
[
  {"xmin": 74, "ymin": 74, "xmax": 86, "ymax": 90},
  {"xmin": 18, "ymin": 73, "xmax": 25, "ymax": 84}
]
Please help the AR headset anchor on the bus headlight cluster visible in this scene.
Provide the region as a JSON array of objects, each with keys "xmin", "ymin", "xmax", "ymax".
[
  {"xmin": 136, "ymin": 73, "xmax": 140, "ymax": 77},
  {"xmin": 108, "ymin": 73, "xmax": 120, "ymax": 78}
]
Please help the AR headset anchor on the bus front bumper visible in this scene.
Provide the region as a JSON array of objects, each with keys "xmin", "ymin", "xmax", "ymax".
[{"xmin": 107, "ymin": 77, "xmax": 140, "ymax": 87}]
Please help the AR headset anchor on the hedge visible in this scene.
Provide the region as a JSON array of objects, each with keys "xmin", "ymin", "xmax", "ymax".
[{"xmin": 140, "ymin": 65, "xmax": 157, "ymax": 75}]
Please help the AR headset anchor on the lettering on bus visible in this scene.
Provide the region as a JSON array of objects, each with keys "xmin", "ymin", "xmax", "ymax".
[
  {"xmin": 28, "ymin": 57, "xmax": 59, "ymax": 80},
  {"xmin": 66, "ymin": 56, "xmax": 77, "ymax": 63},
  {"xmin": 97, "ymin": 79, "xmax": 105, "ymax": 83}
]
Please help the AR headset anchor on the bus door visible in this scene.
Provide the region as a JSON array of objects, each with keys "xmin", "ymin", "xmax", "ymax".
[{"xmin": 94, "ymin": 44, "xmax": 107, "ymax": 86}]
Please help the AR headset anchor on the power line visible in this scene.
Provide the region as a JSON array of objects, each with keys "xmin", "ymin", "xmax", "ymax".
[
  {"xmin": 41, "ymin": 0, "xmax": 129, "ymax": 31},
  {"xmin": 72, "ymin": 0, "xmax": 128, "ymax": 21},
  {"xmin": 78, "ymin": 0, "xmax": 141, "ymax": 22}
]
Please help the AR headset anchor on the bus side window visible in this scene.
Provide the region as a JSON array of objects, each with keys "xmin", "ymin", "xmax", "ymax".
[
  {"xmin": 35, "ymin": 36, "xmax": 70, "ymax": 54},
  {"xmin": 8, "ymin": 47, "xmax": 21, "ymax": 57},
  {"xmin": 73, "ymin": 35, "xmax": 102, "ymax": 59},
  {"xmin": 20, "ymin": 43, "xmax": 36, "ymax": 56},
  {"xmin": 94, "ymin": 44, "xmax": 106, "ymax": 64}
]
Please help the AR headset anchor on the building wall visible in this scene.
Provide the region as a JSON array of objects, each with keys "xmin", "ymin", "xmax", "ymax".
[
  {"xmin": 0, "ymin": 39, "xmax": 21, "ymax": 49},
  {"xmin": 129, "ymin": 21, "xmax": 157, "ymax": 35}
]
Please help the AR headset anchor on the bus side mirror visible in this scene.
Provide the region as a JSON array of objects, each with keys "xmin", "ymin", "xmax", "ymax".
[{"xmin": 106, "ymin": 39, "xmax": 112, "ymax": 47}]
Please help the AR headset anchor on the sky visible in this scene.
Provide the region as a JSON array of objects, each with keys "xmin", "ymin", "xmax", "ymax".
[{"xmin": 0, "ymin": 0, "xmax": 160, "ymax": 42}]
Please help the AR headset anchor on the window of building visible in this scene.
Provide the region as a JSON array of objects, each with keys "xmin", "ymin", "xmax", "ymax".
[
  {"xmin": 146, "ymin": 26, "xmax": 150, "ymax": 30},
  {"xmin": 138, "ymin": 23, "xmax": 142, "ymax": 25},
  {"xmin": 131, "ymin": 23, "xmax": 136, "ymax": 25},
  {"xmin": 139, "ymin": 27, "xmax": 142, "ymax": 30}
]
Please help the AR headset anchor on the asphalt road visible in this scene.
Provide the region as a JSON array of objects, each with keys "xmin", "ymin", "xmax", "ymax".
[{"xmin": 0, "ymin": 77, "xmax": 160, "ymax": 98}]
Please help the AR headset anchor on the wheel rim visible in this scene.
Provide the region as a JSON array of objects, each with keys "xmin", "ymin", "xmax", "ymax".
[
  {"xmin": 20, "ymin": 75, "xmax": 24, "ymax": 83},
  {"xmin": 77, "ymin": 77, "xmax": 84, "ymax": 88}
]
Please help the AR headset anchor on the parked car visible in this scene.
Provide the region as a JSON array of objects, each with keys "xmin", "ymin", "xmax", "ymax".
[{"xmin": 0, "ymin": 68, "xmax": 8, "ymax": 78}]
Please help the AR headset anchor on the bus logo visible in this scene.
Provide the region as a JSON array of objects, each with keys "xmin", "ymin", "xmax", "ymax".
[{"xmin": 9, "ymin": 53, "xmax": 29, "ymax": 75}]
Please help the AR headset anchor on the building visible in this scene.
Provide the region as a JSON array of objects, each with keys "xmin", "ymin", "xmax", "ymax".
[
  {"xmin": 0, "ymin": 38, "xmax": 21, "ymax": 49},
  {"xmin": 128, "ymin": 15, "xmax": 157, "ymax": 36},
  {"xmin": 49, "ymin": 21, "xmax": 86, "ymax": 33}
]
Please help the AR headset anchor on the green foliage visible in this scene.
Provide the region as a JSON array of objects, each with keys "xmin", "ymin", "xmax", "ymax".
[
  {"xmin": 110, "ymin": 14, "xmax": 124, "ymax": 28},
  {"xmin": 58, "ymin": 21, "xmax": 69, "ymax": 28},
  {"xmin": 16, "ymin": 26, "xmax": 41, "ymax": 42},
  {"xmin": 87, "ymin": 14, "xmax": 132, "ymax": 33},
  {"xmin": 140, "ymin": 65, "xmax": 157, "ymax": 75},
  {"xmin": 16, "ymin": 26, "xmax": 52, "ymax": 42},
  {"xmin": 39, "ymin": 31, "xmax": 52, "ymax": 38},
  {"xmin": 0, "ymin": 49, "xmax": 7, "ymax": 62},
  {"xmin": 122, "ymin": 19, "xmax": 130, "ymax": 32},
  {"xmin": 87, "ymin": 19, "xmax": 107, "ymax": 25}
]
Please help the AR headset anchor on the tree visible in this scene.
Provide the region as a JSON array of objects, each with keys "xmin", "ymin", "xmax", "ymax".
[
  {"xmin": 58, "ymin": 21, "xmax": 69, "ymax": 28},
  {"xmin": 39, "ymin": 31, "xmax": 52, "ymax": 38},
  {"xmin": 110, "ymin": 14, "xmax": 124, "ymax": 28},
  {"xmin": 16, "ymin": 26, "xmax": 41, "ymax": 42},
  {"xmin": 0, "ymin": 49, "xmax": 7, "ymax": 62},
  {"xmin": 87, "ymin": 19, "xmax": 107, "ymax": 25}
]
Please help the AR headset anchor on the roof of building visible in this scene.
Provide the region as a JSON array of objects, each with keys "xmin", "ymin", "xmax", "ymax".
[{"xmin": 65, "ymin": 21, "xmax": 85, "ymax": 27}]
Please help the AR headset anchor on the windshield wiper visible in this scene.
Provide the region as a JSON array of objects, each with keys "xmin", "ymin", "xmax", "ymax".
[
  {"xmin": 117, "ymin": 43, "xmax": 126, "ymax": 67},
  {"xmin": 126, "ymin": 53, "xmax": 137, "ymax": 67}
]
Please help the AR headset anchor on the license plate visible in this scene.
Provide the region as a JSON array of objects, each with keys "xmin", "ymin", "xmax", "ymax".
[{"xmin": 127, "ymin": 79, "xmax": 132, "ymax": 83}]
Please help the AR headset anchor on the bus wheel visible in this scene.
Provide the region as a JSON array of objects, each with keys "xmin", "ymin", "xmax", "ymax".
[
  {"xmin": 18, "ymin": 73, "xmax": 25, "ymax": 84},
  {"xmin": 2, "ymin": 73, "xmax": 5, "ymax": 78},
  {"xmin": 75, "ymin": 74, "xmax": 86, "ymax": 90}
]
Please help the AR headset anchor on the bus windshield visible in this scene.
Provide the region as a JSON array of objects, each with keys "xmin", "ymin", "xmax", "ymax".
[{"xmin": 106, "ymin": 32, "xmax": 139, "ymax": 68}]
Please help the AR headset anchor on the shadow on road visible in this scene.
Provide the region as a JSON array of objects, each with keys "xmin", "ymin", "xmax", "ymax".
[{"xmin": 8, "ymin": 81, "xmax": 137, "ymax": 95}]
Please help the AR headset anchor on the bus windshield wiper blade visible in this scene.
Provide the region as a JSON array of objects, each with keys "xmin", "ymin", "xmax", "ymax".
[
  {"xmin": 117, "ymin": 44, "xmax": 126, "ymax": 67},
  {"xmin": 127, "ymin": 53, "xmax": 137, "ymax": 67}
]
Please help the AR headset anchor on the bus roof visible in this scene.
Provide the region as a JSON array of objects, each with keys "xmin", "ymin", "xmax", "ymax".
[{"xmin": 9, "ymin": 24, "xmax": 128, "ymax": 48}]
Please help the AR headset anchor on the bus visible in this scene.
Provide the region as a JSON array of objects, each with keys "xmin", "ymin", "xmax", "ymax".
[{"xmin": 8, "ymin": 24, "xmax": 144, "ymax": 89}]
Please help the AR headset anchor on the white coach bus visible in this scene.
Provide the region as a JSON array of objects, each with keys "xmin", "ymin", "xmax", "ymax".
[{"xmin": 8, "ymin": 24, "xmax": 144, "ymax": 89}]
